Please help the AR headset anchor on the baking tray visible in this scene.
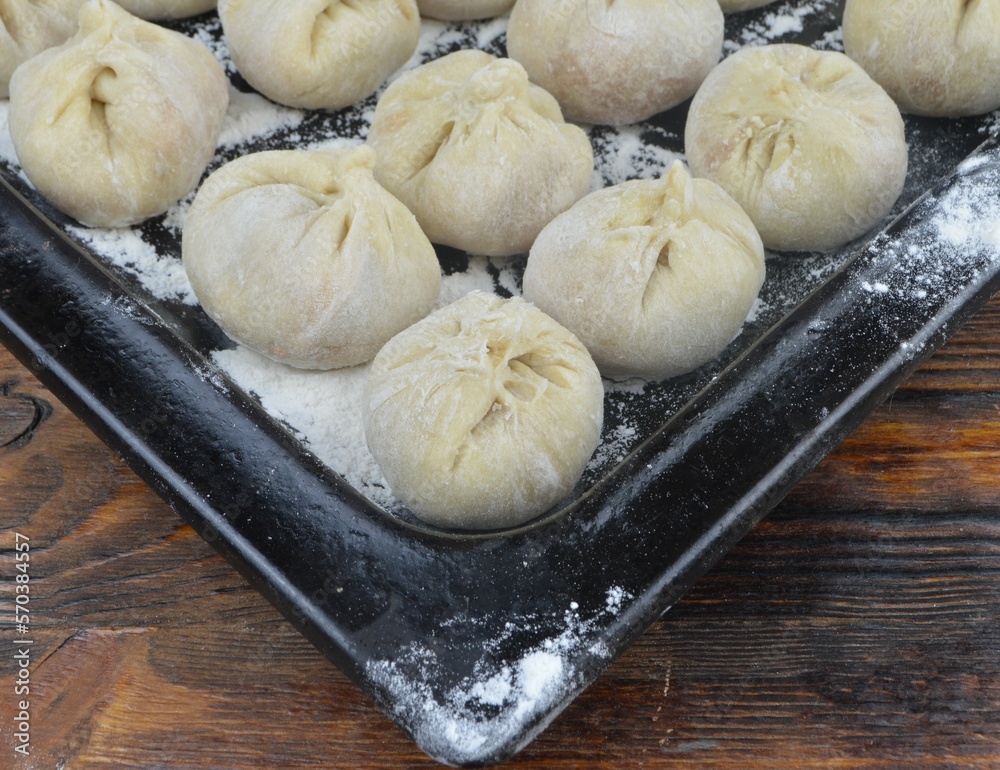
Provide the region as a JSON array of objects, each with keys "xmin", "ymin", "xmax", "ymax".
[{"xmin": 2, "ymin": 1, "xmax": 1000, "ymax": 765}]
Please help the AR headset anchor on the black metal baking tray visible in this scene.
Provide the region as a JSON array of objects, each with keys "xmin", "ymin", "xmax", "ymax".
[{"xmin": 2, "ymin": 1, "xmax": 1000, "ymax": 765}]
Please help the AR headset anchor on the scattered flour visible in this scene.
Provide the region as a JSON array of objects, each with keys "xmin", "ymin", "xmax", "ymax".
[
  {"xmin": 213, "ymin": 347, "xmax": 391, "ymax": 501},
  {"xmin": 724, "ymin": 0, "xmax": 839, "ymax": 53},
  {"xmin": 590, "ymin": 124, "xmax": 683, "ymax": 188},
  {"xmin": 933, "ymin": 158, "xmax": 1000, "ymax": 252},
  {"xmin": 843, "ymin": 146, "xmax": 1000, "ymax": 325},
  {"xmin": 67, "ymin": 224, "xmax": 197, "ymax": 305},
  {"xmin": 437, "ymin": 257, "xmax": 497, "ymax": 307},
  {"xmin": 187, "ymin": 13, "xmax": 231, "ymax": 73},
  {"xmin": 587, "ymin": 422, "xmax": 639, "ymax": 472},
  {"xmin": 366, "ymin": 586, "xmax": 632, "ymax": 765},
  {"xmin": 981, "ymin": 109, "xmax": 1000, "ymax": 137},
  {"xmin": 217, "ymin": 87, "xmax": 305, "ymax": 148}
]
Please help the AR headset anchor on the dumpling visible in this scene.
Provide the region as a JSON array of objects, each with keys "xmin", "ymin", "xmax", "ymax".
[
  {"xmin": 506, "ymin": 0, "xmax": 723, "ymax": 126},
  {"xmin": 113, "ymin": 0, "xmax": 215, "ymax": 19},
  {"xmin": 364, "ymin": 291, "xmax": 604, "ymax": 530},
  {"xmin": 218, "ymin": 0, "xmax": 419, "ymax": 111},
  {"xmin": 367, "ymin": 50, "xmax": 594, "ymax": 257},
  {"xmin": 8, "ymin": 0, "xmax": 228, "ymax": 228},
  {"xmin": 684, "ymin": 44, "xmax": 907, "ymax": 253},
  {"xmin": 843, "ymin": 0, "xmax": 1000, "ymax": 117},
  {"xmin": 717, "ymin": 0, "xmax": 777, "ymax": 12},
  {"xmin": 182, "ymin": 145, "xmax": 441, "ymax": 370},
  {"xmin": 416, "ymin": 0, "xmax": 513, "ymax": 20},
  {"xmin": 0, "ymin": 0, "xmax": 84, "ymax": 99},
  {"xmin": 522, "ymin": 161, "xmax": 765, "ymax": 381}
]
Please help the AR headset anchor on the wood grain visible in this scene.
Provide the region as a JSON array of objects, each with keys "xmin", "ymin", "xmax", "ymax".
[{"xmin": 2, "ymin": 293, "xmax": 1000, "ymax": 768}]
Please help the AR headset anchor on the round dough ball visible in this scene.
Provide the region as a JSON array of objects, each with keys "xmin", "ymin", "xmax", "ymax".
[
  {"xmin": 114, "ymin": 0, "xmax": 215, "ymax": 19},
  {"xmin": 843, "ymin": 0, "xmax": 1000, "ymax": 117},
  {"xmin": 0, "ymin": 0, "xmax": 85, "ymax": 99},
  {"xmin": 684, "ymin": 44, "xmax": 907, "ymax": 253},
  {"xmin": 218, "ymin": 0, "xmax": 419, "ymax": 111},
  {"xmin": 506, "ymin": 0, "xmax": 723, "ymax": 126},
  {"xmin": 364, "ymin": 291, "xmax": 604, "ymax": 530},
  {"xmin": 182, "ymin": 145, "xmax": 441, "ymax": 370},
  {"xmin": 523, "ymin": 161, "xmax": 765, "ymax": 381},
  {"xmin": 416, "ymin": 0, "xmax": 513, "ymax": 20},
  {"xmin": 8, "ymin": 0, "xmax": 228, "ymax": 228},
  {"xmin": 367, "ymin": 50, "xmax": 594, "ymax": 257},
  {"xmin": 718, "ymin": 0, "xmax": 777, "ymax": 12}
]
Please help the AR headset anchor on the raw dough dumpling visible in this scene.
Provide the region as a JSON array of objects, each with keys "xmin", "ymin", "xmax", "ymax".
[
  {"xmin": 506, "ymin": 0, "xmax": 723, "ymax": 126},
  {"xmin": 367, "ymin": 50, "xmax": 594, "ymax": 257},
  {"xmin": 218, "ymin": 0, "xmax": 419, "ymax": 110},
  {"xmin": 843, "ymin": 0, "xmax": 1000, "ymax": 117},
  {"xmin": 8, "ymin": 0, "xmax": 228, "ymax": 227},
  {"xmin": 0, "ymin": 0, "xmax": 84, "ymax": 98},
  {"xmin": 182, "ymin": 145, "xmax": 441, "ymax": 370},
  {"xmin": 364, "ymin": 291, "xmax": 604, "ymax": 530},
  {"xmin": 114, "ymin": 0, "xmax": 215, "ymax": 19},
  {"xmin": 718, "ymin": 0, "xmax": 777, "ymax": 12},
  {"xmin": 684, "ymin": 44, "xmax": 907, "ymax": 253},
  {"xmin": 523, "ymin": 161, "xmax": 765, "ymax": 381},
  {"xmin": 416, "ymin": 0, "xmax": 513, "ymax": 20}
]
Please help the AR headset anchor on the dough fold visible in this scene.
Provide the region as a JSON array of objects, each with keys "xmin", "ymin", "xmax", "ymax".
[
  {"xmin": 684, "ymin": 44, "xmax": 907, "ymax": 252},
  {"xmin": 183, "ymin": 145, "xmax": 441, "ymax": 370},
  {"xmin": 843, "ymin": 0, "xmax": 1000, "ymax": 117},
  {"xmin": 523, "ymin": 161, "xmax": 765, "ymax": 381},
  {"xmin": 506, "ymin": 0, "xmax": 723, "ymax": 126},
  {"xmin": 218, "ymin": 0, "xmax": 419, "ymax": 110},
  {"xmin": 8, "ymin": 0, "xmax": 228, "ymax": 227},
  {"xmin": 364, "ymin": 291, "xmax": 604, "ymax": 530},
  {"xmin": 367, "ymin": 50, "xmax": 594, "ymax": 257},
  {"xmin": 0, "ymin": 0, "xmax": 84, "ymax": 98}
]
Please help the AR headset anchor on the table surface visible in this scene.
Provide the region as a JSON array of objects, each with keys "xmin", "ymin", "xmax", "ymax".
[{"xmin": 1, "ymin": 288, "xmax": 999, "ymax": 769}]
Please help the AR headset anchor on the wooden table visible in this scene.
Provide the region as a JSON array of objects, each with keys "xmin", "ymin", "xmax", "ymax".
[{"xmin": 2, "ymin": 292, "xmax": 999, "ymax": 769}]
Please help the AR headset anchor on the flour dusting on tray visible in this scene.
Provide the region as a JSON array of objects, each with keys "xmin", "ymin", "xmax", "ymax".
[
  {"xmin": 724, "ymin": 0, "xmax": 840, "ymax": 52},
  {"xmin": 367, "ymin": 586, "xmax": 633, "ymax": 765}
]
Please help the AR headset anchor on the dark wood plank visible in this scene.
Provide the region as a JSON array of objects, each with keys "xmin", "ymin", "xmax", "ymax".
[{"xmin": 3, "ymin": 293, "xmax": 1000, "ymax": 767}]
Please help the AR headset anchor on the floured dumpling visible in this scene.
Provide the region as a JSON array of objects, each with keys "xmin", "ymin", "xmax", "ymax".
[
  {"xmin": 506, "ymin": 0, "xmax": 723, "ymax": 126},
  {"xmin": 684, "ymin": 44, "xmax": 907, "ymax": 253},
  {"xmin": 523, "ymin": 161, "xmax": 765, "ymax": 381},
  {"xmin": 183, "ymin": 146, "xmax": 441, "ymax": 370},
  {"xmin": 114, "ymin": 0, "xmax": 215, "ymax": 19},
  {"xmin": 8, "ymin": 0, "xmax": 228, "ymax": 227},
  {"xmin": 718, "ymin": 0, "xmax": 776, "ymax": 12},
  {"xmin": 218, "ymin": 0, "xmax": 419, "ymax": 110},
  {"xmin": 0, "ymin": 0, "xmax": 84, "ymax": 98},
  {"xmin": 416, "ymin": 0, "xmax": 513, "ymax": 20},
  {"xmin": 364, "ymin": 291, "xmax": 604, "ymax": 530},
  {"xmin": 843, "ymin": 0, "xmax": 1000, "ymax": 117},
  {"xmin": 367, "ymin": 50, "xmax": 594, "ymax": 257}
]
